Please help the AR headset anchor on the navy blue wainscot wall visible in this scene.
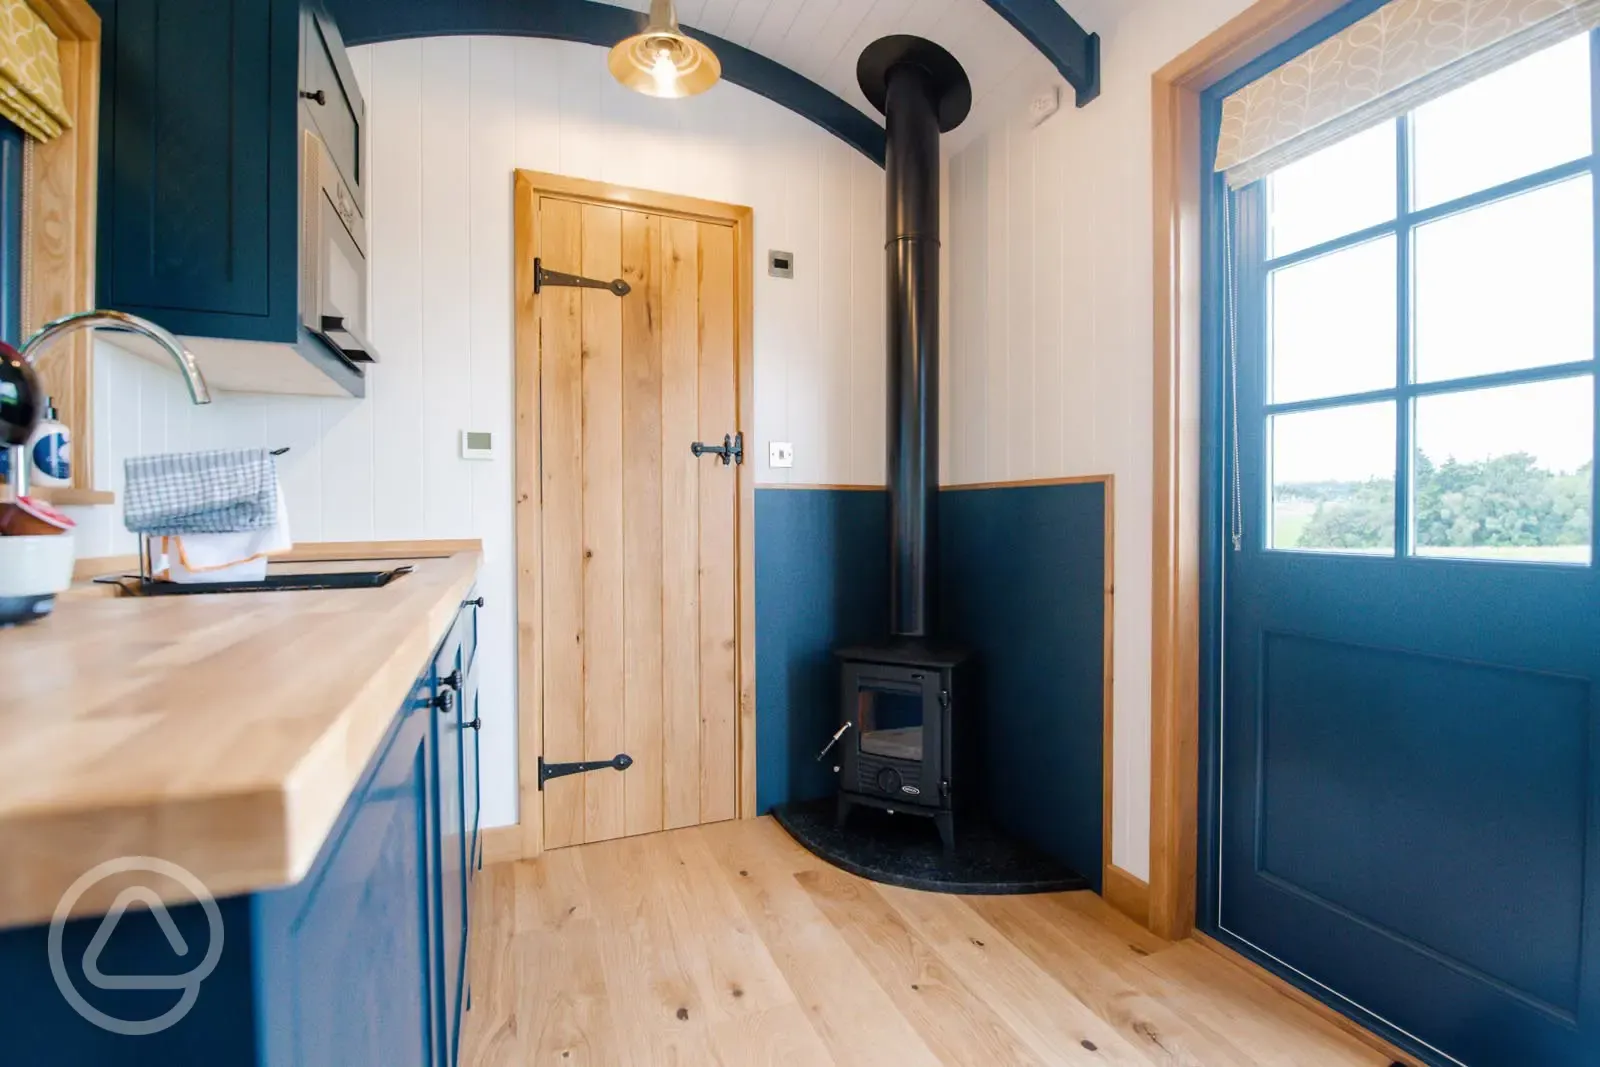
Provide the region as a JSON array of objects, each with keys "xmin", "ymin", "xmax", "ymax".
[
  {"xmin": 754, "ymin": 488, "xmax": 889, "ymax": 814},
  {"xmin": 755, "ymin": 481, "xmax": 1107, "ymax": 891},
  {"xmin": 940, "ymin": 480, "xmax": 1107, "ymax": 891}
]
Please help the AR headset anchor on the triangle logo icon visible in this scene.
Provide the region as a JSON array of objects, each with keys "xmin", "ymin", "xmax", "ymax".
[{"xmin": 81, "ymin": 886, "xmax": 192, "ymax": 992}]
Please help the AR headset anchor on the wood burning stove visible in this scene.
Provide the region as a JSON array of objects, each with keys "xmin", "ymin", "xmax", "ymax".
[
  {"xmin": 824, "ymin": 36, "xmax": 974, "ymax": 852},
  {"xmin": 832, "ymin": 643, "xmax": 971, "ymax": 850}
]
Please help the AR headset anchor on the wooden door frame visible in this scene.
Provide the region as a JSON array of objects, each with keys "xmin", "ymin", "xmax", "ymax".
[
  {"xmin": 510, "ymin": 170, "xmax": 756, "ymax": 861},
  {"xmin": 1148, "ymin": 0, "xmax": 1351, "ymax": 941}
]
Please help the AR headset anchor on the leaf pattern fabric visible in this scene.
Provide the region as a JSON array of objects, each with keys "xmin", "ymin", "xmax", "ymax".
[
  {"xmin": 0, "ymin": 0, "xmax": 70, "ymax": 143},
  {"xmin": 1216, "ymin": 0, "xmax": 1600, "ymax": 187}
]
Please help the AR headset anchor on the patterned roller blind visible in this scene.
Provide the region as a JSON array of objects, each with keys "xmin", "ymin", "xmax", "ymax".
[
  {"xmin": 0, "ymin": 0, "xmax": 70, "ymax": 142},
  {"xmin": 1215, "ymin": 0, "xmax": 1600, "ymax": 188}
]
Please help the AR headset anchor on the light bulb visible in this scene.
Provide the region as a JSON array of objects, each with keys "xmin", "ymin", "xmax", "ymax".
[{"xmin": 650, "ymin": 48, "xmax": 680, "ymax": 95}]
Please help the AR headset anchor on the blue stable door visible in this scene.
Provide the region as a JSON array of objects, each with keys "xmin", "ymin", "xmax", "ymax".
[{"xmin": 1212, "ymin": 29, "xmax": 1600, "ymax": 1067}]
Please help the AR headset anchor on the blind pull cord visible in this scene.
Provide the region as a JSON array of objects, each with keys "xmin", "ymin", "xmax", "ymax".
[{"xmin": 1222, "ymin": 185, "xmax": 1243, "ymax": 553}]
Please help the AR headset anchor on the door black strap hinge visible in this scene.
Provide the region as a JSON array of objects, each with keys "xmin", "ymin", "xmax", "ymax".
[
  {"xmin": 691, "ymin": 432, "xmax": 744, "ymax": 466},
  {"xmin": 533, "ymin": 257, "xmax": 631, "ymax": 297},
  {"xmin": 538, "ymin": 753, "xmax": 634, "ymax": 789}
]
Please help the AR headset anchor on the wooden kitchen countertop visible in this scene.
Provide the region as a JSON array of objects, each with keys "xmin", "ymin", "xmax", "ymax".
[{"xmin": 0, "ymin": 543, "xmax": 482, "ymax": 928}]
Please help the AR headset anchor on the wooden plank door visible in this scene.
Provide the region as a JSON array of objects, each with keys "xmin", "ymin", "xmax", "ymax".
[{"xmin": 537, "ymin": 194, "xmax": 741, "ymax": 850}]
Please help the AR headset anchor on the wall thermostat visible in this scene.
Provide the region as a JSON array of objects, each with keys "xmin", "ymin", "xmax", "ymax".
[
  {"xmin": 768, "ymin": 250, "xmax": 794, "ymax": 278},
  {"xmin": 460, "ymin": 431, "xmax": 494, "ymax": 460}
]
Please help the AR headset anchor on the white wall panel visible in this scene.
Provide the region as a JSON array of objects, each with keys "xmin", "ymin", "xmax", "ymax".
[
  {"xmin": 68, "ymin": 36, "xmax": 887, "ymax": 835},
  {"xmin": 943, "ymin": 0, "xmax": 1258, "ymax": 880}
]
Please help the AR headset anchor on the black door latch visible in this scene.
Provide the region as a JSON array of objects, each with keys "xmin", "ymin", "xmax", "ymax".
[
  {"xmin": 691, "ymin": 432, "xmax": 744, "ymax": 466},
  {"xmin": 538, "ymin": 753, "xmax": 633, "ymax": 789},
  {"xmin": 532, "ymin": 257, "xmax": 631, "ymax": 297}
]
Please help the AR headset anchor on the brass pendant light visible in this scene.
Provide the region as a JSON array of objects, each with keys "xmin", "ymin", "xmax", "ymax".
[{"xmin": 608, "ymin": 0, "xmax": 721, "ymax": 99}]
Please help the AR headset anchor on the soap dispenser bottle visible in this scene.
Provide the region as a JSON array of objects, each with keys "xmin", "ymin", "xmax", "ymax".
[{"xmin": 26, "ymin": 397, "xmax": 70, "ymax": 488}]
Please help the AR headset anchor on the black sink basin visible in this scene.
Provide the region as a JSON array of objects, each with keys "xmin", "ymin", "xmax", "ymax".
[{"xmin": 98, "ymin": 565, "xmax": 413, "ymax": 596}]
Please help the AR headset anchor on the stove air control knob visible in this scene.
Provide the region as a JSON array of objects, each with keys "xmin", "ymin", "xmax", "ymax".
[{"xmin": 876, "ymin": 766, "xmax": 902, "ymax": 795}]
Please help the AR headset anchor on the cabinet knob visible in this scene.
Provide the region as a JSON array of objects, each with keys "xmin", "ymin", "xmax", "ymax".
[
  {"xmin": 440, "ymin": 669, "xmax": 462, "ymax": 691},
  {"xmin": 300, "ymin": 89, "xmax": 327, "ymax": 106},
  {"xmin": 466, "ymin": 716, "xmax": 482, "ymax": 731},
  {"xmin": 464, "ymin": 596, "xmax": 485, "ymax": 609},
  {"xmin": 432, "ymin": 690, "xmax": 455, "ymax": 715}
]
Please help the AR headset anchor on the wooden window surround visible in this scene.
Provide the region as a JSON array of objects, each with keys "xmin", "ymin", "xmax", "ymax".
[
  {"xmin": 1148, "ymin": 0, "xmax": 1352, "ymax": 941},
  {"xmin": 17, "ymin": 0, "xmax": 107, "ymax": 506}
]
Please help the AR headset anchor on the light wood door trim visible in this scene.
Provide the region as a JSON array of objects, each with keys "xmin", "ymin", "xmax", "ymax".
[
  {"xmin": 1148, "ymin": 0, "xmax": 1354, "ymax": 942},
  {"xmin": 24, "ymin": 0, "xmax": 101, "ymax": 497},
  {"xmin": 513, "ymin": 170, "xmax": 756, "ymax": 860}
]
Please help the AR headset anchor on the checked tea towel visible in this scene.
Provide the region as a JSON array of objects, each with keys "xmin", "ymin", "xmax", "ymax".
[{"xmin": 123, "ymin": 448, "xmax": 280, "ymax": 535}]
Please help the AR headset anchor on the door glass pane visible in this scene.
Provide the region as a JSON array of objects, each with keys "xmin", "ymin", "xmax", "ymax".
[
  {"xmin": 1271, "ymin": 236, "xmax": 1397, "ymax": 404},
  {"xmin": 857, "ymin": 685, "xmax": 924, "ymax": 761},
  {"xmin": 1268, "ymin": 121, "xmax": 1397, "ymax": 258},
  {"xmin": 1271, "ymin": 402, "xmax": 1396, "ymax": 553},
  {"xmin": 1414, "ymin": 176, "xmax": 1594, "ymax": 383},
  {"xmin": 1412, "ymin": 34, "xmax": 1592, "ymax": 210},
  {"xmin": 1413, "ymin": 378, "xmax": 1594, "ymax": 564}
]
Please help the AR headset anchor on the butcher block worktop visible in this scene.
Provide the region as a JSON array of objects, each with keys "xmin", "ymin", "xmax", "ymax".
[{"xmin": 0, "ymin": 542, "xmax": 481, "ymax": 928}]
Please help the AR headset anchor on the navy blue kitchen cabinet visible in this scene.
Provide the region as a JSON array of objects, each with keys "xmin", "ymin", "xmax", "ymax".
[
  {"xmin": 254, "ymin": 667, "xmax": 441, "ymax": 1066},
  {"xmin": 0, "ymin": 593, "xmax": 482, "ymax": 1066},
  {"xmin": 90, "ymin": 0, "xmax": 368, "ymax": 395},
  {"xmin": 432, "ymin": 612, "xmax": 470, "ymax": 1067}
]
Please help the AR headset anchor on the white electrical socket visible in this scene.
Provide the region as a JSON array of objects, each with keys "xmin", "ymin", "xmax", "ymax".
[
  {"xmin": 769, "ymin": 442, "xmax": 794, "ymax": 468},
  {"xmin": 1029, "ymin": 85, "xmax": 1061, "ymax": 127}
]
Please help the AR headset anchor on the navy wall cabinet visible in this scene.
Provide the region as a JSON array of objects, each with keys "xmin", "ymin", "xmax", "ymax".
[
  {"xmin": 91, "ymin": 0, "xmax": 368, "ymax": 396},
  {"xmin": 0, "ymin": 592, "xmax": 482, "ymax": 1066}
]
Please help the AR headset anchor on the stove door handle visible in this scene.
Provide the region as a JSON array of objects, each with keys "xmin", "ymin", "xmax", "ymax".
[{"xmin": 816, "ymin": 721, "xmax": 853, "ymax": 762}]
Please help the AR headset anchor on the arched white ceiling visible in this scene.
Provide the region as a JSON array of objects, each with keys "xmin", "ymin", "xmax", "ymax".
[{"xmin": 594, "ymin": 0, "xmax": 1094, "ymax": 152}]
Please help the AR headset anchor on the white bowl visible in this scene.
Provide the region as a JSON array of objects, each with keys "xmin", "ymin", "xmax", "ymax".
[{"xmin": 0, "ymin": 533, "xmax": 77, "ymax": 598}]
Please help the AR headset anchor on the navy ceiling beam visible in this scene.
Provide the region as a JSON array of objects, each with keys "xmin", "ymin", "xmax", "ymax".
[
  {"xmin": 327, "ymin": 0, "xmax": 887, "ymax": 165},
  {"xmin": 981, "ymin": 0, "xmax": 1100, "ymax": 106}
]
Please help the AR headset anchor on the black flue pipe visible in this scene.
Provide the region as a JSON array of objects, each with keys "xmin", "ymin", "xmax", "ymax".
[
  {"xmin": 860, "ymin": 37, "xmax": 970, "ymax": 639},
  {"xmin": 884, "ymin": 63, "xmax": 940, "ymax": 638}
]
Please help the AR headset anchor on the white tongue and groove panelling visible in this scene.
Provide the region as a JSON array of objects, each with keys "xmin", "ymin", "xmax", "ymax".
[
  {"xmin": 592, "ymin": 0, "xmax": 1084, "ymax": 154},
  {"xmin": 66, "ymin": 35, "xmax": 892, "ymax": 833},
  {"xmin": 943, "ymin": 0, "xmax": 1262, "ymax": 882}
]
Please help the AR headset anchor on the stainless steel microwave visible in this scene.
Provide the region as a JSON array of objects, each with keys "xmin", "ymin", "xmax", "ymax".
[{"xmin": 301, "ymin": 129, "xmax": 378, "ymax": 365}]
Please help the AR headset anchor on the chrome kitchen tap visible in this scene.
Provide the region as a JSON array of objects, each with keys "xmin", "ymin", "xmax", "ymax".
[{"xmin": 7, "ymin": 310, "xmax": 212, "ymax": 496}]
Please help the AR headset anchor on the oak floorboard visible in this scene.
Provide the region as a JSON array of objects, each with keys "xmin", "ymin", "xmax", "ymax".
[
  {"xmin": 660, "ymin": 822, "xmax": 800, "ymax": 1022},
  {"xmin": 708, "ymin": 820, "xmax": 945, "ymax": 1067},
  {"xmin": 972, "ymin": 894, "xmax": 1261, "ymax": 1067},
  {"xmin": 580, "ymin": 834, "xmax": 720, "ymax": 1067},
  {"xmin": 797, "ymin": 864, "xmax": 1057, "ymax": 1066},
  {"xmin": 1129, "ymin": 940, "xmax": 1391, "ymax": 1067},
  {"xmin": 463, "ymin": 818, "xmax": 1396, "ymax": 1067},
  {"xmin": 708, "ymin": 1003, "xmax": 838, "ymax": 1067},
  {"xmin": 877, "ymin": 883, "xmax": 1156, "ymax": 1066}
]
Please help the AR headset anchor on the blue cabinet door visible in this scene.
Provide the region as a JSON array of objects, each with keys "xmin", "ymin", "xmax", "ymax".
[
  {"xmin": 255, "ymin": 676, "xmax": 437, "ymax": 1067},
  {"xmin": 464, "ymin": 651, "xmax": 481, "ymax": 881},
  {"xmin": 432, "ymin": 615, "xmax": 468, "ymax": 1067}
]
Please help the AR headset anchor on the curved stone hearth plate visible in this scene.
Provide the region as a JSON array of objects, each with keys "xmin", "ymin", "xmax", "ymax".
[{"xmin": 772, "ymin": 798, "xmax": 1089, "ymax": 895}]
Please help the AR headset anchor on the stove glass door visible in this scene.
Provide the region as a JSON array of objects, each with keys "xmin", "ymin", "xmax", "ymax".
[{"xmin": 857, "ymin": 681, "xmax": 925, "ymax": 762}]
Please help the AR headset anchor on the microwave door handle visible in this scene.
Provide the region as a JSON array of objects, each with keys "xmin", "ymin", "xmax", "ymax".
[{"xmin": 320, "ymin": 316, "xmax": 380, "ymax": 363}]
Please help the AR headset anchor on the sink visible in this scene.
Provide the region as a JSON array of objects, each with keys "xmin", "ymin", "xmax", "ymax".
[{"xmin": 97, "ymin": 565, "xmax": 413, "ymax": 596}]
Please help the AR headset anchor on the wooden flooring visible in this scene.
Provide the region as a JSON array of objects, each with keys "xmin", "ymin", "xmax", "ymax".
[{"xmin": 461, "ymin": 816, "xmax": 1395, "ymax": 1067}]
